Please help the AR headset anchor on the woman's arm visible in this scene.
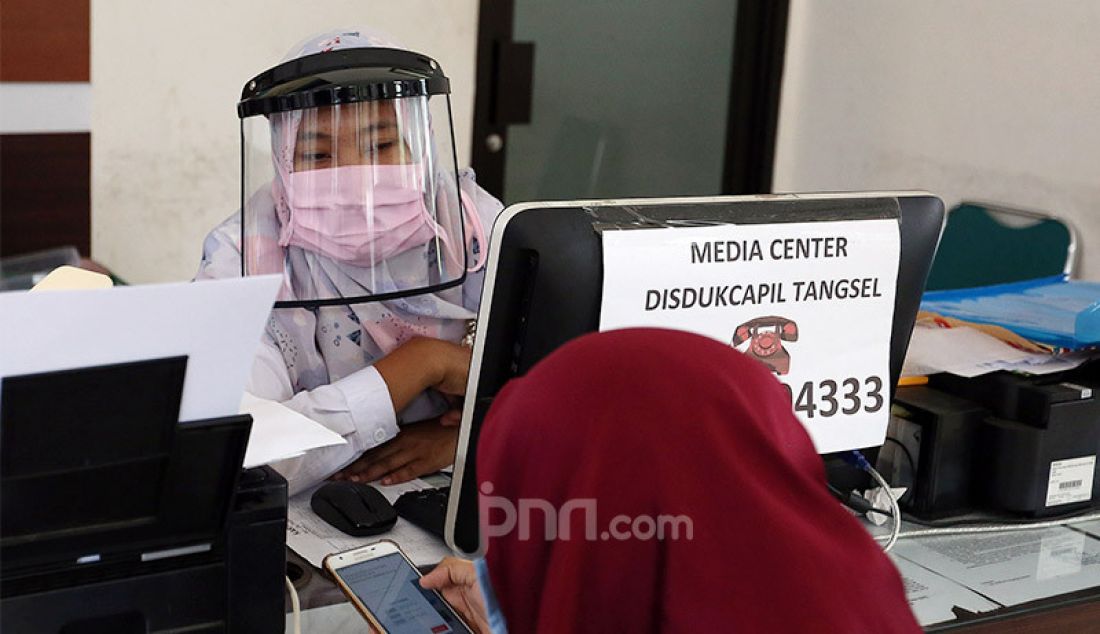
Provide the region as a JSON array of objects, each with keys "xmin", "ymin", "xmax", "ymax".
[
  {"xmin": 254, "ymin": 335, "xmax": 471, "ymax": 494},
  {"xmin": 373, "ymin": 336, "xmax": 472, "ymax": 410},
  {"xmin": 250, "ymin": 339, "xmax": 399, "ymax": 496},
  {"xmin": 333, "ymin": 337, "xmax": 471, "ymax": 485},
  {"xmin": 198, "ymin": 214, "xmax": 472, "ymax": 492}
]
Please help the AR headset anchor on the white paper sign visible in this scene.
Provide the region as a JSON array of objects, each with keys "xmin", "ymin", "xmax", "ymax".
[{"xmin": 599, "ymin": 220, "xmax": 900, "ymax": 453}]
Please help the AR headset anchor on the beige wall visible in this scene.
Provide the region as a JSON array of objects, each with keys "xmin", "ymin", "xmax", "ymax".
[
  {"xmin": 91, "ymin": 1, "xmax": 479, "ymax": 283},
  {"xmin": 775, "ymin": 1, "xmax": 1100, "ymax": 278}
]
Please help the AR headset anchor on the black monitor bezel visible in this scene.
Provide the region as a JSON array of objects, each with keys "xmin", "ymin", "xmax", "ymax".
[{"xmin": 445, "ymin": 193, "xmax": 945, "ymax": 556}]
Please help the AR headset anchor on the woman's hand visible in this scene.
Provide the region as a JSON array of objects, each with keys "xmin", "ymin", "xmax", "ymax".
[
  {"xmin": 374, "ymin": 337, "xmax": 472, "ymax": 413},
  {"xmin": 420, "ymin": 557, "xmax": 490, "ymax": 634},
  {"xmin": 428, "ymin": 339, "xmax": 473, "ymax": 396},
  {"xmin": 336, "ymin": 420, "xmax": 458, "ymax": 485},
  {"xmin": 440, "ymin": 408, "xmax": 463, "ymax": 427},
  {"xmin": 438, "ymin": 394, "xmax": 465, "ymax": 427}
]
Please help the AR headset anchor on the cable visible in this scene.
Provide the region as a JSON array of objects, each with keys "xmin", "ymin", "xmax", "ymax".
[
  {"xmin": 883, "ymin": 436, "xmax": 917, "ymax": 474},
  {"xmin": 902, "ymin": 506, "xmax": 1097, "ymax": 528},
  {"xmin": 829, "ymin": 453, "xmax": 1100, "ymax": 549},
  {"xmin": 866, "ymin": 462, "xmax": 902, "ymax": 551},
  {"xmin": 843, "ymin": 451, "xmax": 902, "ymax": 552},
  {"xmin": 873, "ymin": 510, "xmax": 1100, "ymax": 543},
  {"xmin": 882, "ymin": 437, "xmax": 917, "ymax": 495},
  {"xmin": 837, "ymin": 449, "xmax": 1100, "ymax": 544},
  {"xmin": 828, "ymin": 484, "xmax": 892, "ymax": 518},
  {"xmin": 286, "ymin": 575, "xmax": 301, "ymax": 634}
]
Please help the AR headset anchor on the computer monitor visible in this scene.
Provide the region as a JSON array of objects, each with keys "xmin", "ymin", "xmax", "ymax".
[{"xmin": 445, "ymin": 192, "xmax": 945, "ymax": 556}]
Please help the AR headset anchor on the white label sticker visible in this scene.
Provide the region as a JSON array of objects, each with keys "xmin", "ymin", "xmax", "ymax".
[
  {"xmin": 599, "ymin": 219, "xmax": 900, "ymax": 453},
  {"xmin": 1045, "ymin": 456, "xmax": 1096, "ymax": 507}
]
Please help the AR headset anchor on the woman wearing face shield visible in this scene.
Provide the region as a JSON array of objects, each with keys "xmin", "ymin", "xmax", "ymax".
[{"xmin": 195, "ymin": 30, "xmax": 502, "ymax": 496}]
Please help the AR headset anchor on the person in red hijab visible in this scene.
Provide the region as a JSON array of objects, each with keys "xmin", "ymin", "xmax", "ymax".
[{"xmin": 423, "ymin": 328, "xmax": 919, "ymax": 633}]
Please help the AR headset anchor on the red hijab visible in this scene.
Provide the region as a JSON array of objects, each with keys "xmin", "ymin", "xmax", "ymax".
[{"xmin": 477, "ymin": 328, "xmax": 919, "ymax": 633}]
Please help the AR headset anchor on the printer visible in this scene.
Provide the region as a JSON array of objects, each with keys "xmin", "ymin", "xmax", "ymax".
[
  {"xmin": 882, "ymin": 362, "xmax": 1100, "ymax": 520},
  {"xmin": 0, "ymin": 356, "xmax": 288, "ymax": 633}
]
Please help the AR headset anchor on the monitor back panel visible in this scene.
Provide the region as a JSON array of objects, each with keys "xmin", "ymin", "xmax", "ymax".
[{"xmin": 448, "ymin": 194, "xmax": 944, "ymax": 555}]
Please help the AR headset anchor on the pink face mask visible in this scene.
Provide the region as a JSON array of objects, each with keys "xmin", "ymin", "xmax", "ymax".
[{"xmin": 278, "ymin": 164, "xmax": 438, "ymax": 267}]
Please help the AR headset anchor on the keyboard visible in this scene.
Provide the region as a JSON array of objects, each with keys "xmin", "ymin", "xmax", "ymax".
[{"xmin": 394, "ymin": 486, "xmax": 450, "ymax": 539}]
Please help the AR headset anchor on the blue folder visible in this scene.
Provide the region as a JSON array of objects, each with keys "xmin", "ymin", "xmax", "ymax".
[{"xmin": 920, "ymin": 275, "xmax": 1100, "ymax": 350}]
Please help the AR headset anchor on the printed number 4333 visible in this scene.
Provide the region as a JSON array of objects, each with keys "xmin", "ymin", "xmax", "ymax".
[{"xmin": 780, "ymin": 377, "xmax": 885, "ymax": 418}]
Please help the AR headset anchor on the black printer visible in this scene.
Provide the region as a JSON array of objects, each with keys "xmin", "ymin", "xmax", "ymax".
[
  {"xmin": 0, "ymin": 356, "xmax": 288, "ymax": 633},
  {"xmin": 882, "ymin": 362, "xmax": 1100, "ymax": 520}
]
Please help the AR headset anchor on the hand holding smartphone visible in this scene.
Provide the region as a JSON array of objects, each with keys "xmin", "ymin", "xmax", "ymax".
[{"xmin": 325, "ymin": 540, "xmax": 475, "ymax": 634}]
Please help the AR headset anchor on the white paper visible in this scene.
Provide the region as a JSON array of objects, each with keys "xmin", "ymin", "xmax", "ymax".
[
  {"xmin": 0, "ymin": 276, "xmax": 282, "ymax": 422},
  {"xmin": 993, "ymin": 356, "xmax": 1090, "ymax": 376},
  {"xmin": 903, "ymin": 326, "xmax": 1033, "ymax": 377},
  {"xmin": 599, "ymin": 220, "xmax": 900, "ymax": 453},
  {"xmin": 240, "ymin": 392, "xmax": 346, "ymax": 468},
  {"xmin": 903, "ymin": 325, "xmax": 1087, "ymax": 378},
  {"xmin": 1045, "ymin": 456, "xmax": 1096, "ymax": 507},
  {"xmin": 892, "ymin": 527, "xmax": 1100, "ymax": 606},
  {"xmin": 863, "ymin": 486, "xmax": 907, "ymax": 526},
  {"xmin": 891, "ymin": 555, "xmax": 1001, "ymax": 626},
  {"xmin": 287, "ymin": 480, "xmax": 453, "ymax": 568}
]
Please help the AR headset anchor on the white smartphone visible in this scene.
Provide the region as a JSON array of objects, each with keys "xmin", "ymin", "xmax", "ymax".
[{"xmin": 324, "ymin": 540, "xmax": 474, "ymax": 634}]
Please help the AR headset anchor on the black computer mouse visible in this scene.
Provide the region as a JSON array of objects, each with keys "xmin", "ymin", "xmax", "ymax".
[{"xmin": 310, "ymin": 481, "xmax": 398, "ymax": 537}]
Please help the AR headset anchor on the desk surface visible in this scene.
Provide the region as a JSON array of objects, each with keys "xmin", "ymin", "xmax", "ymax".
[
  {"xmin": 286, "ymin": 516, "xmax": 1100, "ymax": 632},
  {"xmin": 286, "ymin": 580, "xmax": 1100, "ymax": 634}
]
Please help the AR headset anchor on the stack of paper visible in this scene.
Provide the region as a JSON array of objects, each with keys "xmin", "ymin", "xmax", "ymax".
[{"xmin": 903, "ymin": 324, "xmax": 1088, "ymax": 378}]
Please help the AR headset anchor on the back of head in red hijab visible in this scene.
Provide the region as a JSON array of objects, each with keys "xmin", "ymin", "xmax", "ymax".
[{"xmin": 477, "ymin": 328, "xmax": 919, "ymax": 633}]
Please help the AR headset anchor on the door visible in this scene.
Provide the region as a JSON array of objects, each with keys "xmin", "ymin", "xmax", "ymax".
[{"xmin": 471, "ymin": 0, "xmax": 789, "ymax": 203}]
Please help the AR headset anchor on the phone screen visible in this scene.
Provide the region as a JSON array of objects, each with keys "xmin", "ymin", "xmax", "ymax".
[{"xmin": 339, "ymin": 553, "xmax": 472, "ymax": 634}]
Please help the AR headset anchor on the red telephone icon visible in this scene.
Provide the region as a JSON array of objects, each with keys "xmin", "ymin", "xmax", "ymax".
[{"xmin": 731, "ymin": 316, "xmax": 799, "ymax": 375}]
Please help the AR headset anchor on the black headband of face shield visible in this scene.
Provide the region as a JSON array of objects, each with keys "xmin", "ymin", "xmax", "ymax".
[{"xmin": 237, "ymin": 47, "xmax": 451, "ymax": 118}]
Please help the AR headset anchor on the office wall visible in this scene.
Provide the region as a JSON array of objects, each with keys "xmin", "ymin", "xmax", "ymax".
[
  {"xmin": 91, "ymin": 1, "xmax": 479, "ymax": 283},
  {"xmin": 774, "ymin": 1, "xmax": 1100, "ymax": 278}
]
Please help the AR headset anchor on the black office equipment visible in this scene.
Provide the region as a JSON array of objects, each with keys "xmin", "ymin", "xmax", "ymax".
[
  {"xmin": 883, "ymin": 386, "xmax": 991, "ymax": 518},
  {"xmin": 394, "ymin": 487, "xmax": 451, "ymax": 539},
  {"xmin": 311, "ymin": 481, "xmax": 398, "ymax": 537},
  {"xmin": 0, "ymin": 357, "xmax": 288, "ymax": 633},
  {"xmin": 445, "ymin": 193, "xmax": 945, "ymax": 555},
  {"xmin": 930, "ymin": 370, "xmax": 1100, "ymax": 517}
]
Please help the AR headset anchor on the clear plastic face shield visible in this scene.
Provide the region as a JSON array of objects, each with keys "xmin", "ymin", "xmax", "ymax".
[{"xmin": 238, "ymin": 49, "xmax": 472, "ymax": 307}]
